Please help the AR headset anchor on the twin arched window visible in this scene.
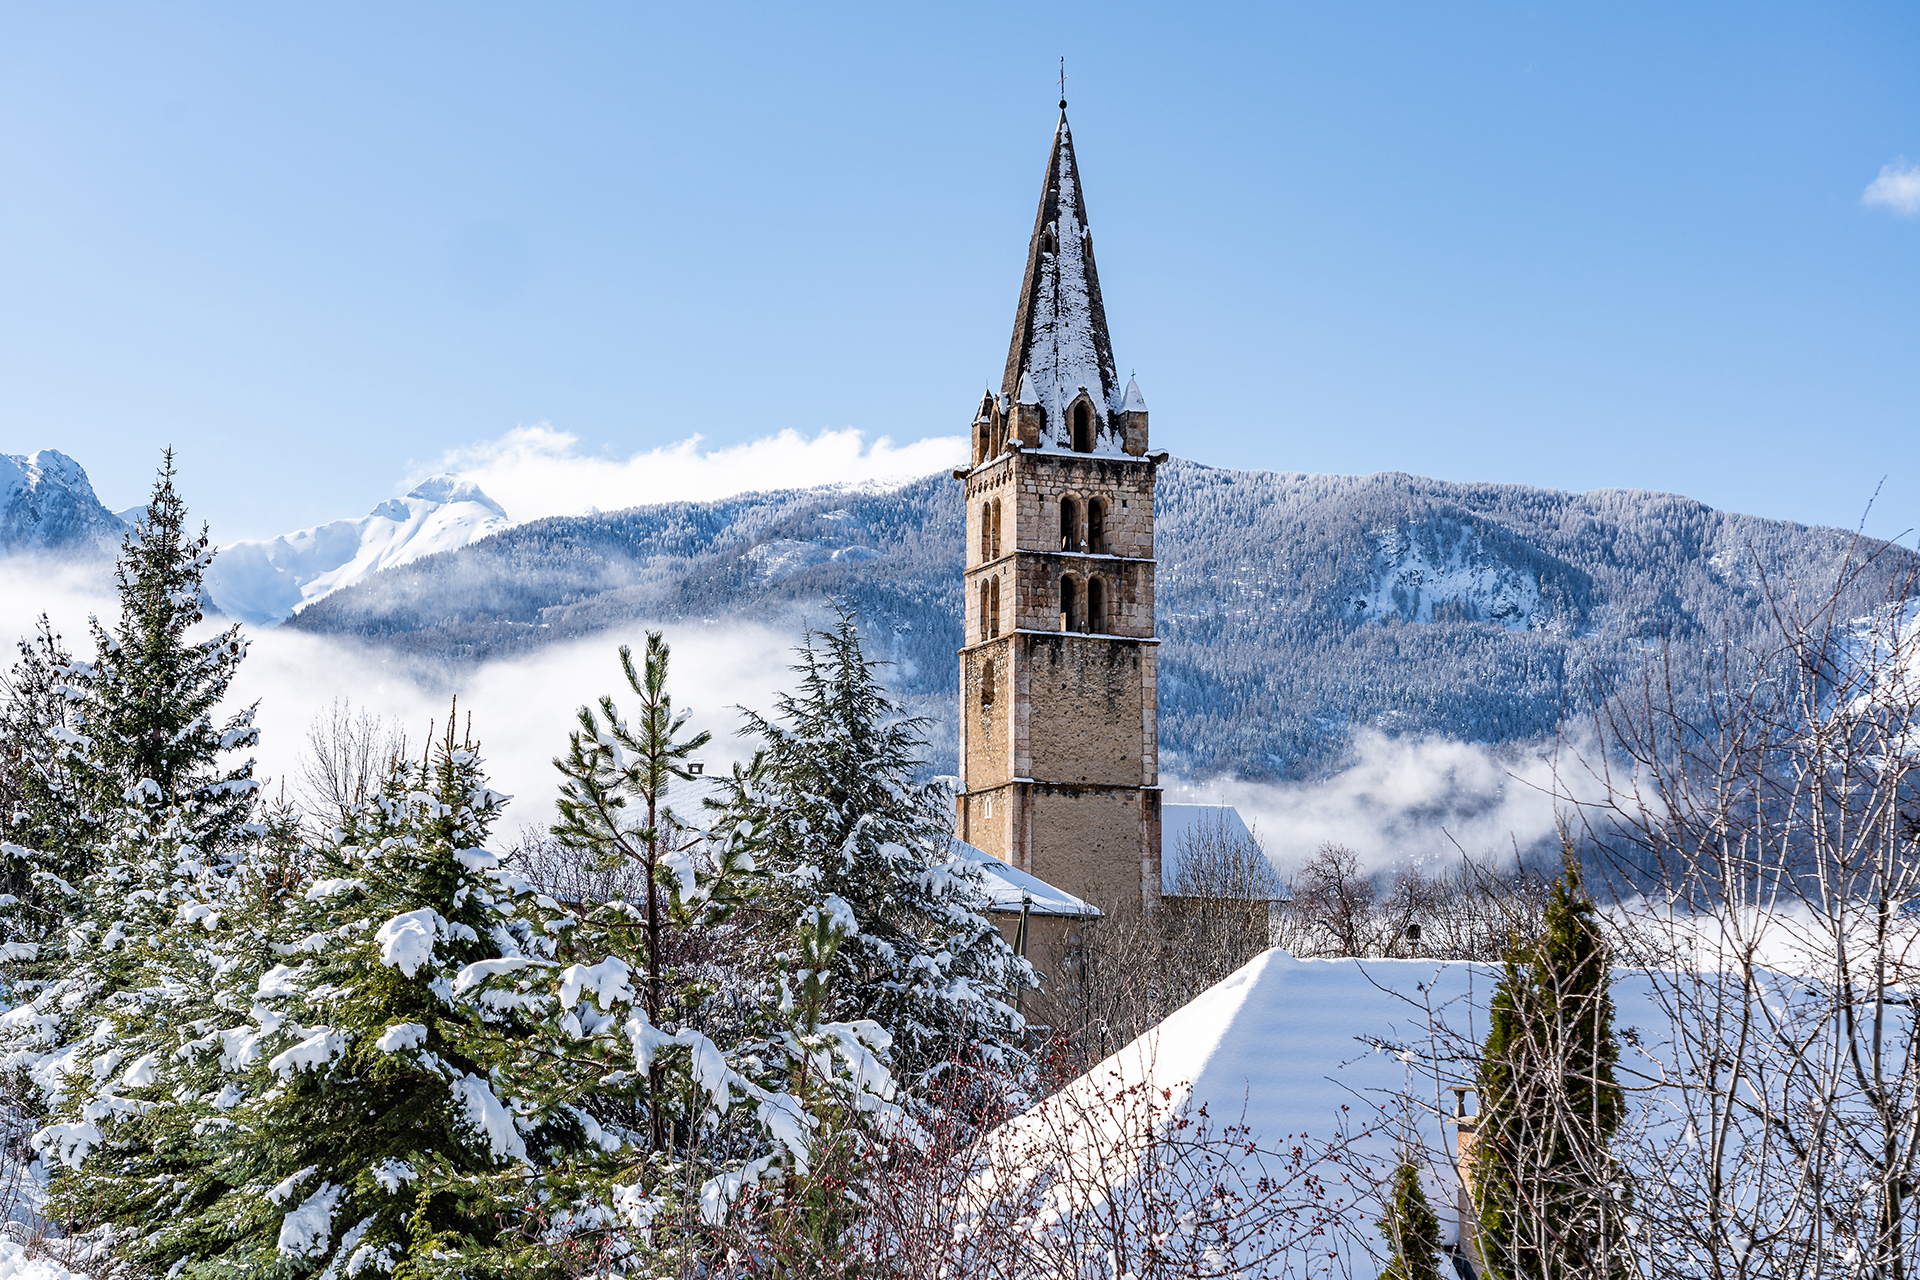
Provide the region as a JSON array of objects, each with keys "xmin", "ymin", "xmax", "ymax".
[
  {"xmin": 979, "ymin": 576, "xmax": 1002, "ymax": 640},
  {"xmin": 1058, "ymin": 494, "xmax": 1108, "ymax": 553},
  {"xmin": 980, "ymin": 498, "xmax": 1002, "ymax": 563},
  {"xmin": 1058, "ymin": 574, "xmax": 1107, "ymax": 634}
]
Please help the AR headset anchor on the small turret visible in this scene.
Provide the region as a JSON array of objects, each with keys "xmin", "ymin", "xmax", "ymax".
[
  {"xmin": 972, "ymin": 388, "xmax": 1003, "ymax": 465},
  {"xmin": 1118, "ymin": 376, "xmax": 1149, "ymax": 456}
]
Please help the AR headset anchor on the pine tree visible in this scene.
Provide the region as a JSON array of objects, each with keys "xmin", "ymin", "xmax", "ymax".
[
  {"xmin": 111, "ymin": 718, "xmax": 559, "ymax": 1277},
  {"xmin": 549, "ymin": 634, "xmax": 725, "ymax": 1155},
  {"xmin": 0, "ymin": 456, "xmax": 260, "ymax": 1154},
  {"xmin": 0, "ymin": 616, "xmax": 86, "ymax": 905},
  {"xmin": 714, "ymin": 609, "xmax": 1031, "ymax": 1086},
  {"xmin": 1378, "ymin": 1151, "xmax": 1444, "ymax": 1280},
  {"xmin": 62, "ymin": 451, "xmax": 260, "ymax": 858},
  {"xmin": 446, "ymin": 637, "xmax": 915, "ymax": 1274},
  {"xmin": 1473, "ymin": 855, "xmax": 1626, "ymax": 1280}
]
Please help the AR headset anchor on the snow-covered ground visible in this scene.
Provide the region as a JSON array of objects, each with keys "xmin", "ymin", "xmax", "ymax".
[
  {"xmin": 0, "ymin": 1243, "xmax": 86, "ymax": 1280},
  {"xmin": 202, "ymin": 476, "xmax": 512, "ymax": 624}
]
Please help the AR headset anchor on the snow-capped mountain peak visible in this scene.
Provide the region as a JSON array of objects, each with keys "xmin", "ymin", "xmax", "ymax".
[
  {"xmin": 0, "ymin": 449, "xmax": 127, "ymax": 554},
  {"xmin": 202, "ymin": 475, "xmax": 512, "ymax": 625}
]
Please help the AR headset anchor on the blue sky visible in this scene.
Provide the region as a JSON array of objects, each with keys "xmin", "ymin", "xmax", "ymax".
[{"xmin": 3, "ymin": 3, "xmax": 1918, "ymax": 542}]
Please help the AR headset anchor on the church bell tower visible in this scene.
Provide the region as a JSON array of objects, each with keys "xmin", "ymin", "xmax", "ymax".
[{"xmin": 955, "ymin": 101, "xmax": 1164, "ymax": 919}]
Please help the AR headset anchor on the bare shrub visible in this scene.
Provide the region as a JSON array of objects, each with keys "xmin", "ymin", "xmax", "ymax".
[
  {"xmin": 502, "ymin": 826, "xmax": 652, "ymax": 907},
  {"xmin": 1565, "ymin": 548, "xmax": 1920, "ymax": 1278},
  {"xmin": 296, "ymin": 697, "xmax": 404, "ymax": 828},
  {"xmin": 1273, "ymin": 847, "xmax": 1553, "ymax": 962}
]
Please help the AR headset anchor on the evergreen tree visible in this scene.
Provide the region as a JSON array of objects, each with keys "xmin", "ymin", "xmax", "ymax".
[
  {"xmin": 714, "ymin": 610, "xmax": 1031, "ymax": 1086},
  {"xmin": 0, "ymin": 455, "xmax": 260, "ymax": 1146},
  {"xmin": 31, "ymin": 786, "xmax": 287, "ymax": 1260},
  {"xmin": 447, "ymin": 637, "xmax": 914, "ymax": 1274},
  {"xmin": 1473, "ymin": 856, "xmax": 1626, "ymax": 1280},
  {"xmin": 1378, "ymin": 1151, "xmax": 1444, "ymax": 1280},
  {"xmin": 111, "ymin": 719, "xmax": 559, "ymax": 1277},
  {"xmin": 0, "ymin": 617, "xmax": 85, "ymax": 906},
  {"xmin": 549, "ymin": 634, "xmax": 724, "ymax": 1154}
]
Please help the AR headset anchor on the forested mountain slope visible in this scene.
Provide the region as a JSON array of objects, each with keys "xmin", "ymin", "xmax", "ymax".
[{"xmin": 287, "ymin": 460, "xmax": 1909, "ymax": 780}]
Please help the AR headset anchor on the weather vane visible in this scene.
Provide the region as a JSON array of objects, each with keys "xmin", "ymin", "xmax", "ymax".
[{"xmin": 1058, "ymin": 57, "xmax": 1067, "ymax": 109}]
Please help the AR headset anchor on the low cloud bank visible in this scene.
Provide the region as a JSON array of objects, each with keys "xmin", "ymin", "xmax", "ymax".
[
  {"xmin": 422, "ymin": 424, "xmax": 967, "ymax": 523},
  {"xmin": 0, "ymin": 555, "xmax": 808, "ymax": 834},
  {"xmin": 1169, "ymin": 730, "xmax": 1599, "ymax": 875},
  {"xmin": 231, "ymin": 624, "xmax": 805, "ymax": 833}
]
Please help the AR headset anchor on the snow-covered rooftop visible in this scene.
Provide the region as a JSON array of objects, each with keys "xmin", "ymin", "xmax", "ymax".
[
  {"xmin": 1160, "ymin": 803, "xmax": 1257, "ymax": 895},
  {"xmin": 946, "ymin": 838, "xmax": 1101, "ymax": 919}
]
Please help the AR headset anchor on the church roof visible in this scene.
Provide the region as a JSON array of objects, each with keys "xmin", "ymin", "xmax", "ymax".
[
  {"xmin": 1000, "ymin": 109, "xmax": 1121, "ymax": 421},
  {"xmin": 947, "ymin": 837, "xmax": 1102, "ymax": 919}
]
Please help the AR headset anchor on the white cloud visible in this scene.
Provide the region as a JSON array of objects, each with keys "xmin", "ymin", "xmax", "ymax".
[
  {"xmin": 1169, "ymin": 731, "xmax": 1598, "ymax": 874},
  {"xmin": 1862, "ymin": 159, "xmax": 1920, "ymax": 216},
  {"xmin": 422, "ymin": 424, "xmax": 967, "ymax": 523}
]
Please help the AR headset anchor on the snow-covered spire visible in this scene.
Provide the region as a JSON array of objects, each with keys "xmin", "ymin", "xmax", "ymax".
[
  {"xmin": 1121, "ymin": 376, "xmax": 1146, "ymax": 413},
  {"xmin": 1000, "ymin": 110, "xmax": 1120, "ymax": 435}
]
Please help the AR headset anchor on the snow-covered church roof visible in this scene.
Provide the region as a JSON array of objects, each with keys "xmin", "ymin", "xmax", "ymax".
[
  {"xmin": 947, "ymin": 838, "xmax": 1102, "ymax": 919},
  {"xmin": 999, "ymin": 108, "xmax": 1124, "ymax": 443}
]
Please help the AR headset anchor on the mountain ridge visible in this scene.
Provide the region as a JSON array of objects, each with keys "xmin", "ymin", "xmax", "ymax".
[{"xmin": 286, "ymin": 458, "xmax": 1910, "ymax": 781}]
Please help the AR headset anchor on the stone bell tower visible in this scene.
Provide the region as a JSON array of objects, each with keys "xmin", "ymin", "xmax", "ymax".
[{"xmin": 954, "ymin": 101, "xmax": 1164, "ymax": 919}]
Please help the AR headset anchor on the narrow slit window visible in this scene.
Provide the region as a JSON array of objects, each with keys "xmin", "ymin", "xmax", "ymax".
[
  {"xmin": 980, "ymin": 504, "xmax": 992, "ymax": 562},
  {"xmin": 990, "ymin": 499, "xmax": 1002, "ymax": 560},
  {"xmin": 979, "ymin": 581, "xmax": 992, "ymax": 639},
  {"xmin": 989, "ymin": 576, "xmax": 1001, "ymax": 638}
]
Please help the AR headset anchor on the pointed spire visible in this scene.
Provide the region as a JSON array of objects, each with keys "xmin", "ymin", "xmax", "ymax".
[
  {"xmin": 1121, "ymin": 376, "xmax": 1146, "ymax": 413},
  {"xmin": 1000, "ymin": 111, "xmax": 1120, "ymax": 431}
]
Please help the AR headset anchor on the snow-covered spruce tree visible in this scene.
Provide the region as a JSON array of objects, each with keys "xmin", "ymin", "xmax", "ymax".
[
  {"xmin": 713, "ymin": 610, "xmax": 1030, "ymax": 1086},
  {"xmin": 448, "ymin": 637, "xmax": 914, "ymax": 1274},
  {"xmin": 62, "ymin": 450, "xmax": 260, "ymax": 860},
  {"xmin": 1378, "ymin": 1150, "xmax": 1444, "ymax": 1280},
  {"xmin": 0, "ymin": 617, "xmax": 86, "ymax": 906},
  {"xmin": 110, "ymin": 719, "xmax": 568, "ymax": 1277},
  {"xmin": 29, "ymin": 788, "xmax": 302, "ymax": 1265},
  {"xmin": 0, "ymin": 456, "xmax": 258, "ymax": 999},
  {"xmin": 1473, "ymin": 857, "xmax": 1626, "ymax": 1280},
  {"xmin": 0, "ymin": 457, "xmax": 260, "ymax": 1193}
]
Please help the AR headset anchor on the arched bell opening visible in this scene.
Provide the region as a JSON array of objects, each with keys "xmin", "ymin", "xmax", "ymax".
[
  {"xmin": 988, "ymin": 576, "xmax": 1001, "ymax": 638},
  {"xmin": 1086, "ymin": 576, "xmax": 1106, "ymax": 634},
  {"xmin": 1070, "ymin": 400, "xmax": 1094, "ymax": 453},
  {"xmin": 1087, "ymin": 497, "xmax": 1107, "ymax": 554},
  {"xmin": 1059, "ymin": 495, "xmax": 1081, "ymax": 551},
  {"xmin": 1059, "ymin": 575, "xmax": 1080, "ymax": 633}
]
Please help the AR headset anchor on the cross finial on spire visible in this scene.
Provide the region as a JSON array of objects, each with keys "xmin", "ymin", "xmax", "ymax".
[{"xmin": 1058, "ymin": 57, "xmax": 1067, "ymax": 110}]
